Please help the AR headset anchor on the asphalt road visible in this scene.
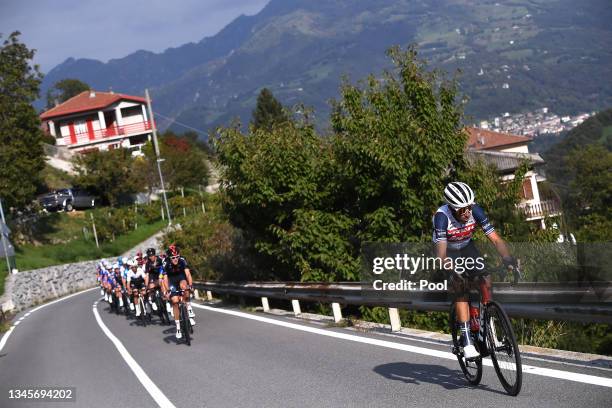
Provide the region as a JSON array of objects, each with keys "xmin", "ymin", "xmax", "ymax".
[{"xmin": 0, "ymin": 289, "xmax": 611, "ymax": 408}]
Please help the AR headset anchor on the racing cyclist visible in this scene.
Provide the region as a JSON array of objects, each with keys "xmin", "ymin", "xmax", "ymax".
[
  {"xmin": 111, "ymin": 263, "xmax": 126, "ymax": 309},
  {"xmin": 433, "ymin": 182, "xmax": 517, "ymax": 359},
  {"xmin": 126, "ymin": 259, "xmax": 149, "ymax": 317},
  {"xmin": 162, "ymin": 245, "xmax": 195, "ymax": 339},
  {"xmin": 144, "ymin": 248, "xmax": 164, "ymax": 312}
]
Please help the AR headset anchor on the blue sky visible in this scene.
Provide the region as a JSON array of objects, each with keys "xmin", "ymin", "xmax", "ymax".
[{"xmin": 0, "ymin": 0, "xmax": 269, "ymax": 73}]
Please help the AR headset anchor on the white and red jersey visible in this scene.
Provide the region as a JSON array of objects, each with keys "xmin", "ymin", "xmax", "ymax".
[{"xmin": 432, "ymin": 204, "xmax": 495, "ymax": 250}]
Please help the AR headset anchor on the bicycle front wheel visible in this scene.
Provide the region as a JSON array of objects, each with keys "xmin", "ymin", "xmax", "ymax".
[
  {"xmin": 449, "ymin": 302, "xmax": 482, "ymax": 385},
  {"xmin": 485, "ymin": 301, "xmax": 522, "ymax": 396},
  {"xmin": 139, "ymin": 297, "xmax": 147, "ymax": 327},
  {"xmin": 181, "ymin": 304, "xmax": 191, "ymax": 346}
]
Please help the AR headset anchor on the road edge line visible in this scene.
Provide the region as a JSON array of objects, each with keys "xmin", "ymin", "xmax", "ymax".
[
  {"xmin": 92, "ymin": 301, "xmax": 176, "ymax": 408},
  {"xmin": 193, "ymin": 303, "xmax": 612, "ymax": 388}
]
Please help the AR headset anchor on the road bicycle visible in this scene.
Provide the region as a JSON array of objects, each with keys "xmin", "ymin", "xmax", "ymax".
[
  {"xmin": 449, "ymin": 264, "xmax": 523, "ymax": 396},
  {"xmin": 170, "ymin": 289, "xmax": 194, "ymax": 346},
  {"xmin": 131, "ymin": 289, "xmax": 149, "ymax": 327},
  {"xmin": 151, "ymin": 288, "xmax": 170, "ymax": 325}
]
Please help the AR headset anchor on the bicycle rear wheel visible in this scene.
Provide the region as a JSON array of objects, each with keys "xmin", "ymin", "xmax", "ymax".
[
  {"xmin": 485, "ymin": 301, "xmax": 522, "ymax": 396},
  {"xmin": 156, "ymin": 293, "xmax": 167, "ymax": 324},
  {"xmin": 114, "ymin": 294, "xmax": 121, "ymax": 315},
  {"xmin": 449, "ymin": 303, "xmax": 482, "ymax": 385}
]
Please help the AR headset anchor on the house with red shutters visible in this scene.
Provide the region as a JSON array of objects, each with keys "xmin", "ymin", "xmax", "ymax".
[
  {"xmin": 40, "ymin": 90, "xmax": 153, "ymax": 154},
  {"xmin": 465, "ymin": 127, "xmax": 561, "ymax": 229}
]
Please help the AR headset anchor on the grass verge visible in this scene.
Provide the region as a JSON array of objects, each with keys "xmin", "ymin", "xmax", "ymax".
[{"xmin": 0, "ymin": 220, "xmax": 165, "ymax": 297}]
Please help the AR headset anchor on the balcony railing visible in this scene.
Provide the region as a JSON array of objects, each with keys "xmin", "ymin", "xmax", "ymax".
[
  {"xmin": 518, "ymin": 199, "xmax": 561, "ymax": 219},
  {"xmin": 63, "ymin": 121, "xmax": 152, "ymax": 146}
]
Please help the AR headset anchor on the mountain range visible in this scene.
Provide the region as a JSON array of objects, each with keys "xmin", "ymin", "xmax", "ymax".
[{"xmin": 38, "ymin": 0, "xmax": 612, "ymax": 136}]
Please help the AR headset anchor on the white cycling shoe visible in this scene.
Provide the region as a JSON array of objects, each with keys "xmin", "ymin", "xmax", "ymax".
[
  {"xmin": 176, "ymin": 329, "xmax": 182, "ymax": 339},
  {"xmin": 189, "ymin": 318, "xmax": 196, "ymax": 326},
  {"xmin": 463, "ymin": 344, "xmax": 480, "ymax": 359},
  {"xmin": 129, "ymin": 303, "xmax": 135, "ymax": 311},
  {"xmin": 151, "ymin": 301, "xmax": 158, "ymax": 311},
  {"xmin": 187, "ymin": 307, "xmax": 195, "ymax": 318}
]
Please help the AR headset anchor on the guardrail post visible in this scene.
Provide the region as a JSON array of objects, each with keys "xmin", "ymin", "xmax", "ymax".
[
  {"xmin": 332, "ymin": 302, "xmax": 342, "ymax": 323},
  {"xmin": 206, "ymin": 291, "xmax": 213, "ymax": 301},
  {"xmin": 261, "ymin": 297, "xmax": 270, "ymax": 312},
  {"xmin": 193, "ymin": 289, "xmax": 200, "ymax": 300},
  {"xmin": 291, "ymin": 299, "xmax": 301, "ymax": 316},
  {"xmin": 388, "ymin": 308, "xmax": 401, "ymax": 332}
]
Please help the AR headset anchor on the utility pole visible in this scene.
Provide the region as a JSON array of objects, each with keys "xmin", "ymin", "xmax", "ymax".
[
  {"xmin": 0, "ymin": 197, "xmax": 11, "ymax": 272},
  {"xmin": 145, "ymin": 88, "xmax": 172, "ymax": 226}
]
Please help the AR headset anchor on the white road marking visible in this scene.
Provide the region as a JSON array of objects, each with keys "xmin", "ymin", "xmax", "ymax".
[
  {"xmin": 0, "ymin": 287, "xmax": 98, "ymax": 353},
  {"xmin": 93, "ymin": 302, "xmax": 176, "ymax": 408},
  {"xmin": 0, "ymin": 326, "xmax": 14, "ymax": 353},
  {"xmin": 193, "ymin": 303, "xmax": 612, "ymax": 388}
]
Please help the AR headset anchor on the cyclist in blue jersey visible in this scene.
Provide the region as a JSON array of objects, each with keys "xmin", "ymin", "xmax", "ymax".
[{"xmin": 433, "ymin": 182, "xmax": 517, "ymax": 359}]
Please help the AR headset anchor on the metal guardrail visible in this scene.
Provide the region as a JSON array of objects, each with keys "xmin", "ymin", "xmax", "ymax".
[{"xmin": 193, "ymin": 280, "xmax": 612, "ymax": 324}]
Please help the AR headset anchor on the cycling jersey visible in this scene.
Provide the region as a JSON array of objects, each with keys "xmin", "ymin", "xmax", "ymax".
[
  {"xmin": 127, "ymin": 267, "xmax": 146, "ymax": 287},
  {"xmin": 145, "ymin": 257, "xmax": 164, "ymax": 281},
  {"xmin": 162, "ymin": 257, "xmax": 188, "ymax": 278},
  {"xmin": 163, "ymin": 257, "xmax": 189, "ymax": 291},
  {"xmin": 432, "ymin": 204, "xmax": 494, "ymax": 250},
  {"xmin": 113, "ymin": 270, "xmax": 124, "ymax": 287}
]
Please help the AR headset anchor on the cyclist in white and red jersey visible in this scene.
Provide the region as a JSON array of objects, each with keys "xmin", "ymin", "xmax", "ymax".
[{"xmin": 433, "ymin": 182, "xmax": 517, "ymax": 359}]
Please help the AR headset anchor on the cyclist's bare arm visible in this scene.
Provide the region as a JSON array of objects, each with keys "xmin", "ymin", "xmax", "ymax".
[
  {"xmin": 185, "ymin": 268, "xmax": 193, "ymax": 287},
  {"xmin": 435, "ymin": 241, "xmax": 453, "ymax": 270},
  {"xmin": 486, "ymin": 231, "xmax": 511, "ymax": 259}
]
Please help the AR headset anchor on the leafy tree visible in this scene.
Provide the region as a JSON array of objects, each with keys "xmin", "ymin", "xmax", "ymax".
[
  {"xmin": 73, "ymin": 149, "xmax": 139, "ymax": 206},
  {"xmin": 251, "ymin": 88, "xmax": 288, "ymax": 132},
  {"xmin": 216, "ymin": 46, "xmax": 469, "ymax": 281},
  {"xmin": 329, "ymin": 45, "xmax": 467, "ymax": 242},
  {"xmin": 565, "ymin": 145, "xmax": 612, "ymax": 241},
  {"xmin": 0, "ymin": 31, "xmax": 46, "ymax": 209},
  {"xmin": 45, "ymin": 78, "xmax": 90, "ymax": 109},
  {"xmin": 216, "ymin": 118, "xmax": 333, "ymax": 280}
]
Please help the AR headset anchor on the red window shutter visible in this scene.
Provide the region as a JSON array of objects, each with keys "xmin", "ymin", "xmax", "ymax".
[
  {"xmin": 68, "ymin": 122, "xmax": 77, "ymax": 144},
  {"xmin": 86, "ymin": 119, "xmax": 95, "ymax": 140}
]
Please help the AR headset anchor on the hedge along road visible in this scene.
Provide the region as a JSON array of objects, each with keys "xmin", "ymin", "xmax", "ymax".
[{"xmin": 0, "ymin": 289, "xmax": 611, "ymax": 408}]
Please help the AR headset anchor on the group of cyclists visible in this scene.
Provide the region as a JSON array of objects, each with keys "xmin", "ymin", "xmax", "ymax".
[
  {"xmin": 96, "ymin": 244, "xmax": 196, "ymax": 340},
  {"xmin": 95, "ymin": 182, "xmax": 518, "ymax": 361}
]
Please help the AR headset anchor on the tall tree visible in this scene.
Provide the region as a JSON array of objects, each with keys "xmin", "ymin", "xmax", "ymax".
[
  {"xmin": 73, "ymin": 149, "xmax": 139, "ymax": 207},
  {"xmin": 251, "ymin": 88, "xmax": 288, "ymax": 132},
  {"xmin": 45, "ymin": 78, "xmax": 90, "ymax": 109},
  {"xmin": 0, "ymin": 31, "xmax": 46, "ymax": 209}
]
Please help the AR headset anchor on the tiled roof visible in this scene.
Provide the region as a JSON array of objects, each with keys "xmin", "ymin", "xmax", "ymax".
[
  {"xmin": 466, "ymin": 127, "xmax": 532, "ymax": 150},
  {"xmin": 466, "ymin": 148, "xmax": 544, "ymax": 173},
  {"xmin": 40, "ymin": 91, "xmax": 147, "ymax": 120}
]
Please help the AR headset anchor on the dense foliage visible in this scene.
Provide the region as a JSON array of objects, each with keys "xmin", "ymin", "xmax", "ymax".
[
  {"xmin": 45, "ymin": 78, "xmax": 90, "ymax": 109},
  {"xmin": 0, "ymin": 32, "xmax": 46, "ymax": 209},
  {"xmin": 543, "ymin": 109, "xmax": 612, "ymax": 240},
  {"xmin": 213, "ymin": 46, "xmax": 529, "ymax": 282}
]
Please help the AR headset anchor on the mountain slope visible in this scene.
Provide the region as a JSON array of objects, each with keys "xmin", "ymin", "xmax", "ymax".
[{"xmin": 39, "ymin": 0, "xmax": 612, "ymax": 135}]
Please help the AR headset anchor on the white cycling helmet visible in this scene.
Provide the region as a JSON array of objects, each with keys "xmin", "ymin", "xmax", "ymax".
[
  {"xmin": 444, "ymin": 182, "xmax": 475, "ymax": 209},
  {"xmin": 127, "ymin": 259, "xmax": 137, "ymax": 267},
  {"xmin": 122, "ymin": 257, "xmax": 129, "ymax": 264}
]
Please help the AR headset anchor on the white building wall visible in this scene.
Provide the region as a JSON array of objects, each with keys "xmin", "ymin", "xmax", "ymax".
[{"xmin": 498, "ymin": 145, "xmax": 530, "ymax": 154}]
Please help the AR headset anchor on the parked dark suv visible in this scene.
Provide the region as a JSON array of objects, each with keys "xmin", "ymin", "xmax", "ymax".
[{"xmin": 39, "ymin": 188, "xmax": 97, "ymax": 212}]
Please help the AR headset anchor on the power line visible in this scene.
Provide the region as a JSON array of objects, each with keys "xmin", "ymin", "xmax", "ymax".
[{"xmin": 153, "ymin": 111, "xmax": 209, "ymax": 136}]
